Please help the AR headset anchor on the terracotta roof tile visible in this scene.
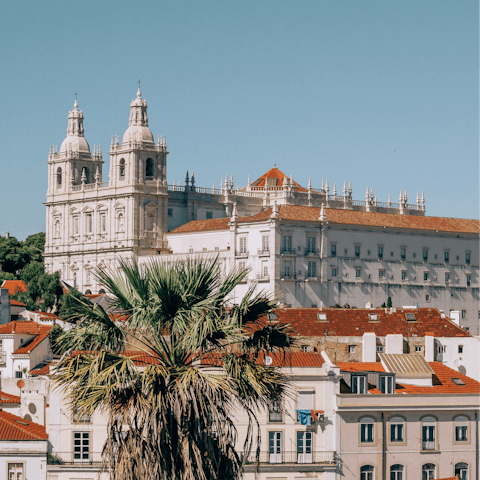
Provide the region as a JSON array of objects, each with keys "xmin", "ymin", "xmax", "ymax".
[
  {"xmin": 0, "ymin": 410, "xmax": 48, "ymax": 440},
  {"xmin": 249, "ymin": 167, "xmax": 305, "ymax": 190},
  {"xmin": 1, "ymin": 280, "xmax": 27, "ymax": 295},
  {"xmin": 254, "ymin": 308, "xmax": 470, "ymax": 338},
  {"xmin": 169, "ymin": 205, "xmax": 478, "ymax": 234},
  {"xmin": 201, "ymin": 351, "xmax": 324, "ymax": 368},
  {"xmin": 10, "ymin": 299, "xmax": 26, "ymax": 307},
  {"xmin": 30, "ymin": 362, "xmax": 51, "ymax": 376},
  {"xmin": 13, "ymin": 327, "xmax": 51, "ymax": 355},
  {"xmin": 0, "ymin": 391, "xmax": 20, "ymax": 404},
  {"xmin": 337, "ymin": 361, "xmax": 480, "ymax": 395},
  {"xmin": 0, "ymin": 321, "xmax": 45, "ymax": 335}
]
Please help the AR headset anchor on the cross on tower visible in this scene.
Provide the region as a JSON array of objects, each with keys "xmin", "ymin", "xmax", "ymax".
[{"xmin": 138, "ymin": 79, "xmax": 141, "ymax": 88}]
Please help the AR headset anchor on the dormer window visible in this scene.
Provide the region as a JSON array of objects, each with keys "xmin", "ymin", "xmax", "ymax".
[
  {"xmin": 380, "ymin": 375, "xmax": 394, "ymax": 394},
  {"xmin": 351, "ymin": 374, "xmax": 366, "ymax": 394},
  {"xmin": 368, "ymin": 313, "xmax": 379, "ymax": 322}
]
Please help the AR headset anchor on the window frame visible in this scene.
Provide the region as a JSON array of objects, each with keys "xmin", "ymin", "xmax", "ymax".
[
  {"xmin": 73, "ymin": 431, "xmax": 91, "ymax": 461},
  {"xmin": 7, "ymin": 463, "xmax": 24, "ymax": 480},
  {"xmin": 422, "ymin": 463, "xmax": 436, "ymax": 480},
  {"xmin": 359, "ymin": 416, "xmax": 375, "ymax": 444},
  {"xmin": 453, "ymin": 415, "xmax": 469, "ymax": 444},
  {"xmin": 378, "ymin": 246, "xmax": 383, "ymax": 259},
  {"xmin": 331, "ymin": 243, "xmax": 337, "ymax": 258},
  {"xmin": 390, "ymin": 464, "xmax": 404, "ymax": 480},
  {"xmin": 389, "ymin": 416, "xmax": 405, "ymax": 444},
  {"xmin": 307, "ymin": 261, "xmax": 316, "ymax": 278},
  {"xmin": 267, "ymin": 398, "xmax": 283, "ymax": 423},
  {"xmin": 360, "ymin": 465, "xmax": 374, "ymax": 480},
  {"xmin": 421, "ymin": 416, "xmax": 437, "ymax": 451}
]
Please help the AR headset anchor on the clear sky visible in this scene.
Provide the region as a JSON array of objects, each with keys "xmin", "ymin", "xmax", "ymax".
[{"xmin": 0, "ymin": 0, "xmax": 478, "ymax": 240}]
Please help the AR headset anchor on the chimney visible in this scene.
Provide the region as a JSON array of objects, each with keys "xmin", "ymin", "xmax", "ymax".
[
  {"xmin": 362, "ymin": 333, "xmax": 376, "ymax": 363},
  {"xmin": 424, "ymin": 334, "xmax": 435, "ymax": 362},
  {"xmin": 385, "ymin": 334, "xmax": 403, "ymax": 354}
]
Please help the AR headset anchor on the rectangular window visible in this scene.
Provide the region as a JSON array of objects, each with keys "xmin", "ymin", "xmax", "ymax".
[
  {"xmin": 415, "ymin": 345, "xmax": 422, "ymax": 353},
  {"xmin": 361, "ymin": 422, "xmax": 374, "ymax": 442},
  {"xmin": 307, "ymin": 261, "xmax": 316, "ymax": 278},
  {"xmin": 239, "ymin": 237, "xmax": 247, "ymax": 254},
  {"xmin": 238, "ymin": 261, "xmax": 245, "ymax": 271},
  {"xmin": 206, "ymin": 211, "xmax": 213, "ymax": 219},
  {"xmin": 466, "ymin": 252, "xmax": 471, "ymax": 264},
  {"xmin": 297, "ymin": 431, "xmax": 313, "ymax": 463},
  {"xmin": 466, "ymin": 275, "xmax": 471, "ymax": 287},
  {"xmin": 8, "ymin": 464, "xmax": 23, "ymax": 480},
  {"xmin": 380, "ymin": 375, "xmax": 394, "ymax": 394},
  {"xmin": 15, "ymin": 371, "xmax": 22, "ymax": 379},
  {"xmin": 301, "ymin": 344, "xmax": 309, "ymax": 352},
  {"xmin": 378, "ymin": 246, "xmax": 383, "ymax": 259},
  {"xmin": 73, "ymin": 431, "xmax": 90, "ymax": 461},
  {"xmin": 458, "ymin": 345, "xmax": 463, "ymax": 354},
  {"xmin": 351, "ymin": 375, "xmax": 366, "ymax": 394},
  {"xmin": 331, "ymin": 244, "xmax": 336, "ymax": 257},
  {"xmin": 331, "ymin": 268, "xmax": 337, "ymax": 277},
  {"xmin": 284, "ymin": 265, "xmax": 290, "ymax": 277},
  {"xmin": 379, "ymin": 270, "xmax": 385, "ymax": 279},
  {"xmin": 86, "ymin": 213, "xmax": 93, "ymax": 234},
  {"xmin": 462, "ymin": 309, "xmax": 466, "ymax": 319},
  {"xmin": 390, "ymin": 423, "xmax": 404, "ymax": 442},
  {"xmin": 307, "ymin": 237, "xmax": 315, "ymax": 253},
  {"xmin": 262, "ymin": 236, "xmax": 269, "ymax": 253},
  {"xmin": 356, "ymin": 269, "xmax": 361, "ymax": 278},
  {"xmin": 444, "ymin": 251, "xmax": 449, "ymax": 263},
  {"xmin": 268, "ymin": 399, "xmax": 282, "ymax": 423},
  {"xmin": 296, "ymin": 390, "xmax": 314, "ymax": 420},
  {"xmin": 437, "ymin": 345, "xmax": 446, "ymax": 354},
  {"xmin": 376, "ymin": 345, "xmax": 383, "ymax": 352},
  {"xmin": 355, "ymin": 245, "xmax": 360, "ymax": 258},
  {"xmin": 423, "ymin": 250, "xmax": 428, "ymax": 262},
  {"xmin": 167, "ymin": 208, "xmax": 173, "ymax": 217},
  {"xmin": 455, "ymin": 425, "xmax": 468, "ymax": 442},
  {"xmin": 401, "ymin": 271, "xmax": 406, "ymax": 280},
  {"xmin": 100, "ymin": 214, "xmax": 106, "ymax": 233},
  {"xmin": 400, "ymin": 248, "xmax": 406, "ymax": 260},
  {"xmin": 422, "ymin": 425, "xmax": 435, "ymax": 450},
  {"xmin": 445, "ymin": 273, "xmax": 450, "ymax": 282},
  {"xmin": 268, "ymin": 431, "xmax": 283, "ymax": 464},
  {"xmin": 282, "ymin": 235, "xmax": 291, "ymax": 253},
  {"xmin": 348, "ymin": 345, "xmax": 356, "ymax": 354},
  {"xmin": 262, "ymin": 261, "xmax": 269, "ymax": 278},
  {"xmin": 72, "ymin": 407, "xmax": 91, "ymax": 423},
  {"xmin": 74, "ymin": 216, "xmax": 79, "ymax": 235},
  {"xmin": 424, "ymin": 272, "xmax": 429, "ymax": 281},
  {"xmin": 344, "ymin": 248, "xmax": 348, "ymax": 256}
]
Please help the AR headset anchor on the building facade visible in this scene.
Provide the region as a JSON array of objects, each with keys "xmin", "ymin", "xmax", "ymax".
[{"xmin": 44, "ymin": 89, "xmax": 480, "ymax": 333}]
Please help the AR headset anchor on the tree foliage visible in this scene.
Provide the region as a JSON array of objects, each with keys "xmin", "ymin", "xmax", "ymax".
[{"xmin": 53, "ymin": 258, "xmax": 294, "ymax": 480}]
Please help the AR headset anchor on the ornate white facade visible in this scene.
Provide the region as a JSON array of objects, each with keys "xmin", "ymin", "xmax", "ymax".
[{"xmin": 44, "ymin": 88, "xmax": 479, "ymax": 333}]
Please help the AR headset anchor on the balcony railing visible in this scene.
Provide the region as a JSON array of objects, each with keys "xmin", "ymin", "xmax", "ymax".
[
  {"xmin": 47, "ymin": 452, "xmax": 102, "ymax": 465},
  {"xmin": 235, "ymin": 250, "xmax": 249, "ymax": 257},
  {"xmin": 257, "ymin": 248, "xmax": 270, "ymax": 256},
  {"xmin": 422, "ymin": 441, "xmax": 435, "ymax": 451},
  {"xmin": 244, "ymin": 450, "xmax": 336, "ymax": 465},
  {"xmin": 268, "ymin": 411, "xmax": 283, "ymax": 422}
]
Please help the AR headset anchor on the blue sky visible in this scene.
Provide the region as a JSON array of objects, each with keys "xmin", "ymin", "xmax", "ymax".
[{"xmin": 0, "ymin": 0, "xmax": 478, "ymax": 240}]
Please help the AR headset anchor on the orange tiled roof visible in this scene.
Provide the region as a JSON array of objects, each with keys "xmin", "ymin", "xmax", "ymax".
[
  {"xmin": 337, "ymin": 361, "xmax": 480, "ymax": 395},
  {"xmin": 0, "ymin": 391, "xmax": 20, "ymax": 404},
  {"xmin": 30, "ymin": 362, "xmax": 51, "ymax": 376},
  {"xmin": 169, "ymin": 205, "xmax": 478, "ymax": 234},
  {"xmin": 1, "ymin": 280, "xmax": 27, "ymax": 295},
  {"xmin": 250, "ymin": 167, "xmax": 305, "ymax": 190},
  {"xmin": 202, "ymin": 351, "xmax": 324, "ymax": 368},
  {"xmin": 85, "ymin": 294, "xmax": 103, "ymax": 300},
  {"xmin": 10, "ymin": 299, "xmax": 26, "ymax": 307},
  {"xmin": 255, "ymin": 308, "xmax": 470, "ymax": 338},
  {"xmin": 0, "ymin": 321, "xmax": 44, "ymax": 335},
  {"xmin": 0, "ymin": 409, "xmax": 48, "ymax": 440},
  {"xmin": 13, "ymin": 326, "xmax": 51, "ymax": 355}
]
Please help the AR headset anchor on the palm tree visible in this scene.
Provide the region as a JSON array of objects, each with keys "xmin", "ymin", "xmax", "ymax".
[{"xmin": 53, "ymin": 257, "xmax": 294, "ymax": 480}]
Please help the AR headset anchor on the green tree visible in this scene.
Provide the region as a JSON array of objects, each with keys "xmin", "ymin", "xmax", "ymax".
[
  {"xmin": 14, "ymin": 270, "xmax": 63, "ymax": 312},
  {"xmin": 49, "ymin": 324, "xmax": 66, "ymax": 356},
  {"xmin": 58, "ymin": 288, "xmax": 85, "ymax": 321},
  {"xmin": 0, "ymin": 271, "xmax": 16, "ymax": 284},
  {"xmin": 386, "ymin": 296, "xmax": 392, "ymax": 308},
  {"xmin": 53, "ymin": 258, "xmax": 293, "ymax": 480},
  {"xmin": 0, "ymin": 236, "xmax": 29, "ymax": 274}
]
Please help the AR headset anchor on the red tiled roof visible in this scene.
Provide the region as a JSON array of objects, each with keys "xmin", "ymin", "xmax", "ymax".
[
  {"xmin": 0, "ymin": 391, "xmax": 20, "ymax": 404},
  {"xmin": 1, "ymin": 280, "xmax": 27, "ymax": 295},
  {"xmin": 337, "ymin": 361, "xmax": 480, "ymax": 395},
  {"xmin": 30, "ymin": 362, "xmax": 51, "ymax": 376},
  {"xmin": 0, "ymin": 409, "xmax": 48, "ymax": 440},
  {"xmin": 258, "ymin": 308, "xmax": 471, "ymax": 338},
  {"xmin": 13, "ymin": 326, "xmax": 51, "ymax": 355},
  {"xmin": 169, "ymin": 206, "xmax": 478, "ymax": 234},
  {"xmin": 10, "ymin": 299, "xmax": 26, "ymax": 307},
  {"xmin": 71, "ymin": 350, "xmax": 162, "ymax": 366},
  {"xmin": 85, "ymin": 294, "xmax": 103, "ymax": 300},
  {"xmin": 250, "ymin": 167, "xmax": 304, "ymax": 190},
  {"xmin": 202, "ymin": 351, "xmax": 324, "ymax": 368},
  {"xmin": 0, "ymin": 321, "xmax": 44, "ymax": 335}
]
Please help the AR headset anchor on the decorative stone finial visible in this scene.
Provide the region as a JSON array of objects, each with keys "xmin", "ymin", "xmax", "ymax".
[
  {"xmin": 348, "ymin": 181, "xmax": 352, "ymax": 195},
  {"xmin": 308, "ymin": 178, "xmax": 312, "ymax": 190},
  {"xmin": 137, "ymin": 79, "xmax": 142, "ymax": 98},
  {"xmin": 271, "ymin": 201, "xmax": 280, "ymax": 219},
  {"xmin": 230, "ymin": 203, "xmax": 238, "ymax": 222},
  {"xmin": 319, "ymin": 203, "xmax": 327, "ymax": 221},
  {"xmin": 343, "ymin": 181, "xmax": 347, "ymax": 196},
  {"xmin": 333, "ymin": 183, "xmax": 337, "ymax": 197}
]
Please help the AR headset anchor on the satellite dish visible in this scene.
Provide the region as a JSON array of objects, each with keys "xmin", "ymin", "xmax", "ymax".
[
  {"xmin": 28, "ymin": 403, "xmax": 37, "ymax": 415},
  {"xmin": 264, "ymin": 356, "xmax": 273, "ymax": 366}
]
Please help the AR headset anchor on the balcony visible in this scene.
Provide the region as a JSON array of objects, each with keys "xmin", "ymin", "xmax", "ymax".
[
  {"xmin": 280, "ymin": 274, "xmax": 297, "ymax": 281},
  {"xmin": 304, "ymin": 248, "xmax": 319, "ymax": 256},
  {"xmin": 47, "ymin": 452, "xmax": 102, "ymax": 466},
  {"xmin": 280, "ymin": 248, "xmax": 295, "ymax": 256},
  {"xmin": 235, "ymin": 250, "xmax": 249, "ymax": 258},
  {"xmin": 422, "ymin": 441, "xmax": 435, "ymax": 451},
  {"xmin": 257, "ymin": 248, "xmax": 270, "ymax": 256},
  {"xmin": 244, "ymin": 450, "xmax": 336, "ymax": 466},
  {"xmin": 255, "ymin": 274, "xmax": 270, "ymax": 282}
]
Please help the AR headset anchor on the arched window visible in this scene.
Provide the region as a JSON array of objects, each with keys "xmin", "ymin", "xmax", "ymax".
[
  {"xmin": 455, "ymin": 462, "xmax": 468, "ymax": 480},
  {"xmin": 57, "ymin": 167, "xmax": 62, "ymax": 185},
  {"xmin": 360, "ymin": 417, "xmax": 375, "ymax": 443},
  {"xmin": 421, "ymin": 416, "xmax": 436, "ymax": 451},
  {"xmin": 390, "ymin": 416, "xmax": 405, "ymax": 442},
  {"xmin": 98, "ymin": 289, "xmax": 106, "ymax": 294},
  {"xmin": 85, "ymin": 290, "xmax": 92, "ymax": 295},
  {"xmin": 454, "ymin": 416, "xmax": 469, "ymax": 442},
  {"xmin": 146, "ymin": 158, "xmax": 154, "ymax": 177},
  {"xmin": 390, "ymin": 464, "xmax": 404, "ymax": 480},
  {"xmin": 119, "ymin": 159, "xmax": 125, "ymax": 178},
  {"xmin": 360, "ymin": 465, "xmax": 374, "ymax": 480},
  {"xmin": 422, "ymin": 463, "xmax": 435, "ymax": 480}
]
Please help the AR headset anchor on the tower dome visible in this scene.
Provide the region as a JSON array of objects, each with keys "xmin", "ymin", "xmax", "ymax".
[
  {"xmin": 59, "ymin": 98, "xmax": 91, "ymax": 154},
  {"xmin": 122, "ymin": 84, "xmax": 154, "ymax": 145}
]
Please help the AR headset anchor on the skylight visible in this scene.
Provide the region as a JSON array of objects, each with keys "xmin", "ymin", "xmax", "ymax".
[
  {"xmin": 317, "ymin": 313, "xmax": 327, "ymax": 321},
  {"xmin": 405, "ymin": 313, "xmax": 416, "ymax": 321},
  {"xmin": 451, "ymin": 378, "xmax": 466, "ymax": 386}
]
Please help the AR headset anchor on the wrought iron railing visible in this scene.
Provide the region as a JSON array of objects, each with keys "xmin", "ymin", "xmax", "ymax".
[
  {"xmin": 47, "ymin": 452, "xmax": 103, "ymax": 465},
  {"xmin": 244, "ymin": 450, "xmax": 336, "ymax": 465}
]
